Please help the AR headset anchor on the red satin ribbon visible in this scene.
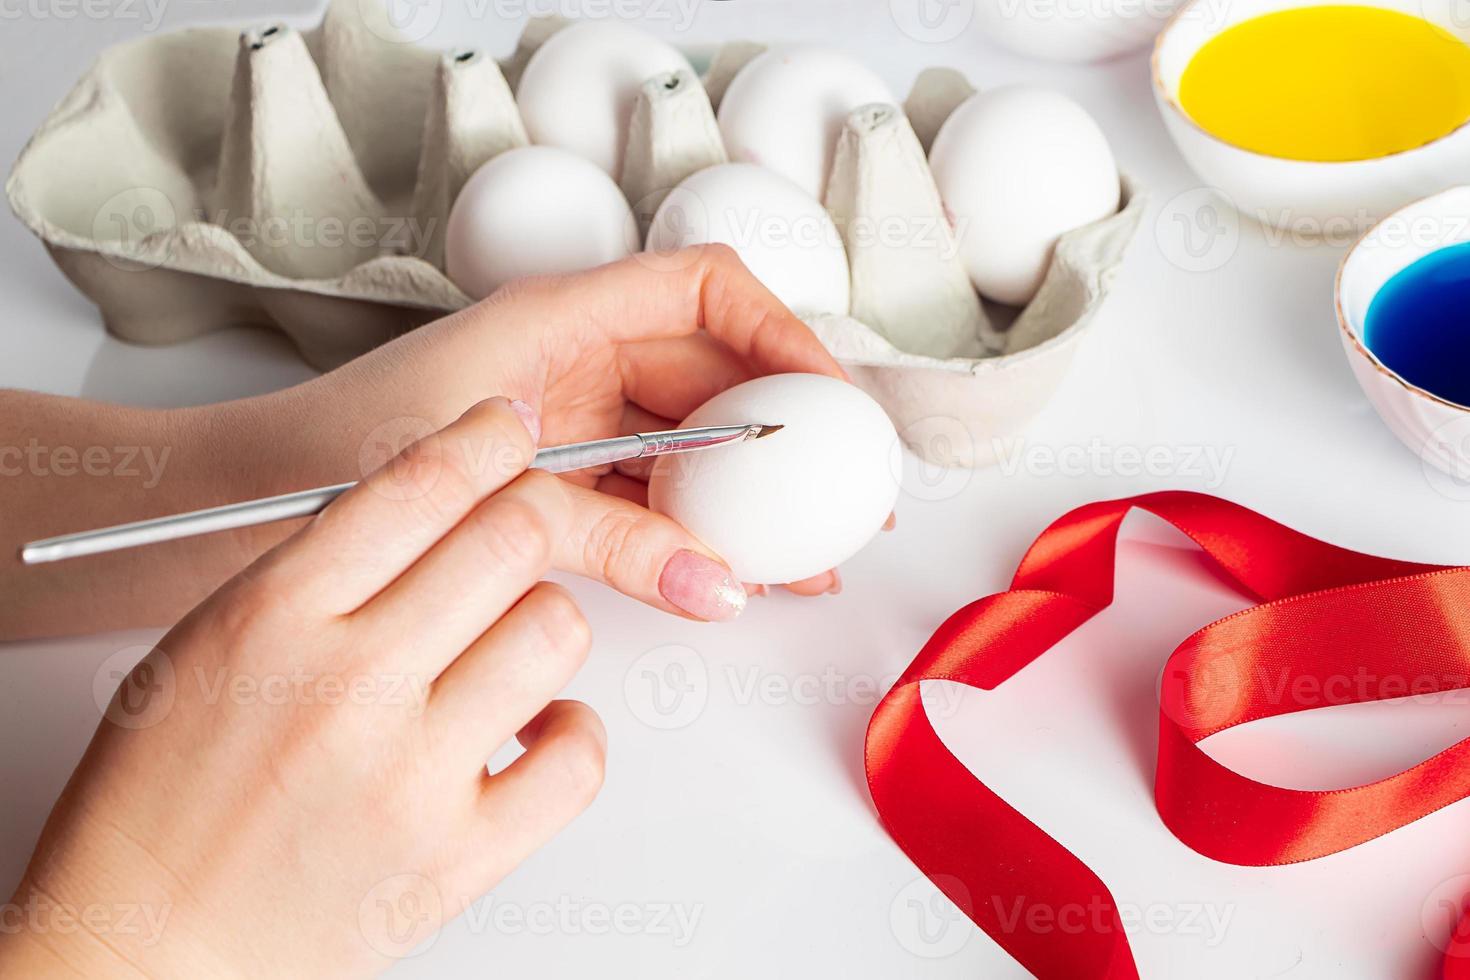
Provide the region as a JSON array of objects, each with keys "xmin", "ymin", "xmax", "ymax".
[{"xmin": 865, "ymin": 490, "xmax": 1470, "ymax": 978}]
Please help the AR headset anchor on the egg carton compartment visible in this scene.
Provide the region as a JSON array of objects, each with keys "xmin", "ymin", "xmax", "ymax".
[{"xmin": 6, "ymin": 1, "xmax": 1144, "ymax": 467}]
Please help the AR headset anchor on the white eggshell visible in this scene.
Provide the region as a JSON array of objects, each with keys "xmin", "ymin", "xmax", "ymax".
[
  {"xmin": 516, "ymin": 21, "xmax": 693, "ymax": 179},
  {"xmin": 446, "ymin": 146, "xmax": 638, "ymax": 299},
  {"xmin": 717, "ymin": 46, "xmax": 896, "ymax": 200},
  {"xmin": 974, "ymin": 2, "xmax": 1182, "ymax": 63},
  {"xmin": 645, "ymin": 163, "xmax": 851, "ymax": 317},
  {"xmin": 648, "ymin": 374, "xmax": 898, "ymax": 584},
  {"xmin": 929, "ymin": 86, "xmax": 1120, "ymax": 306}
]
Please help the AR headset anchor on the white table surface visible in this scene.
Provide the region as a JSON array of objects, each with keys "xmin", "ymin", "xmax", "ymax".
[{"xmin": 4, "ymin": 2, "xmax": 1470, "ymax": 977}]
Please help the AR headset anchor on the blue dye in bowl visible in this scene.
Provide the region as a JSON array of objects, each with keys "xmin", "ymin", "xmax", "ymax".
[{"xmin": 1365, "ymin": 240, "xmax": 1470, "ymax": 407}]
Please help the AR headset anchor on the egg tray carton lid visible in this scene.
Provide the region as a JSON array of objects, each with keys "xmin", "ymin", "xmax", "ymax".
[{"xmin": 5, "ymin": 1, "xmax": 1145, "ymax": 466}]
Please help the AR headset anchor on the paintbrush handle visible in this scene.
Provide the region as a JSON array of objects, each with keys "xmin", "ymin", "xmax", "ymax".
[
  {"xmin": 22, "ymin": 482, "xmax": 359, "ymax": 565},
  {"xmin": 19, "ymin": 426, "xmax": 761, "ymax": 565},
  {"xmin": 531, "ymin": 435, "xmax": 644, "ymax": 474}
]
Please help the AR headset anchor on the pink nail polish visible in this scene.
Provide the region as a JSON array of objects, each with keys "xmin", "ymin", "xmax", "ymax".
[
  {"xmin": 509, "ymin": 399, "xmax": 541, "ymax": 446},
  {"xmin": 660, "ymin": 550, "xmax": 746, "ymax": 622}
]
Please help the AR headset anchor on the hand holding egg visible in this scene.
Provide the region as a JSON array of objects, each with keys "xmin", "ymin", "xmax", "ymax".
[{"xmin": 649, "ymin": 374, "xmax": 899, "ymax": 585}]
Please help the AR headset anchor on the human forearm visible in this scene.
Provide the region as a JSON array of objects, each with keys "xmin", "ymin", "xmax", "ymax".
[
  {"xmin": 0, "ymin": 388, "xmax": 317, "ymax": 638},
  {"xmin": 1, "ymin": 307, "xmax": 539, "ymax": 639}
]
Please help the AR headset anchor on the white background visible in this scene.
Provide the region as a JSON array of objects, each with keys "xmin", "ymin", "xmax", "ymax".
[{"xmin": 4, "ymin": 1, "xmax": 1470, "ymax": 977}]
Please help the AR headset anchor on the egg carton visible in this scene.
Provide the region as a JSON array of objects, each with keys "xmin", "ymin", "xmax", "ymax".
[{"xmin": 5, "ymin": 1, "xmax": 1145, "ymax": 468}]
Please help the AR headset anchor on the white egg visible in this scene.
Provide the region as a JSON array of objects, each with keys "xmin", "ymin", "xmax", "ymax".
[
  {"xmin": 929, "ymin": 86, "xmax": 1120, "ymax": 307},
  {"xmin": 648, "ymin": 374, "xmax": 898, "ymax": 584},
  {"xmin": 974, "ymin": 2, "xmax": 1182, "ymax": 63},
  {"xmin": 717, "ymin": 46, "xmax": 896, "ymax": 200},
  {"xmin": 515, "ymin": 21, "xmax": 693, "ymax": 179},
  {"xmin": 645, "ymin": 163, "xmax": 851, "ymax": 316},
  {"xmin": 445, "ymin": 146, "xmax": 638, "ymax": 299}
]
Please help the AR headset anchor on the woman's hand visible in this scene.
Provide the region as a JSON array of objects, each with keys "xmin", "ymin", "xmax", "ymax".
[
  {"xmin": 2, "ymin": 246, "xmax": 853, "ymax": 638},
  {"xmin": 319, "ymin": 244, "xmax": 851, "ymax": 598},
  {"xmin": 0, "ymin": 399, "xmax": 612, "ymax": 976}
]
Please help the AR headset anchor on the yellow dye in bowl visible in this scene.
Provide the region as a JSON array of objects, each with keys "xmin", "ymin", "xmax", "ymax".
[{"xmin": 1178, "ymin": 6, "xmax": 1470, "ymax": 162}]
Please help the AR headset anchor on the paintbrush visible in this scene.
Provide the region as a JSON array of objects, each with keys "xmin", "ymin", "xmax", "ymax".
[{"xmin": 20, "ymin": 423, "xmax": 783, "ymax": 565}]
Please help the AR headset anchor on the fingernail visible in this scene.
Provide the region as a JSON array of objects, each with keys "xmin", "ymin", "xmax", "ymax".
[
  {"xmin": 659, "ymin": 550, "xmax": 746, "ymax": 622},
  {"xmin": 743, "ymin": 582, "xmax": 769, "ymax": 598},
  {"xmin": 826, "ymin": 570, "xmax": 843, "ymax": 595},
  {"xmin": 882, "ymin": 512, "xmax": 896, "ymax": 532},
  {"xmin": 509, "ymin": 399, "xmax": 540, "ymax": 446}
]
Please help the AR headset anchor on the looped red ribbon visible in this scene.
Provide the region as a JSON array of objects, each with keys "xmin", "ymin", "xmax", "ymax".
[{"xmin": 865, "ymin": 490, "xmax": 1470, "ymax": 978}]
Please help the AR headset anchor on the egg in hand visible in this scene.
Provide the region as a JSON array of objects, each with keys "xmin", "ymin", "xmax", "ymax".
[{"xmin": 648, "ymin": 374, "xmax": 899, "ymax": 585}]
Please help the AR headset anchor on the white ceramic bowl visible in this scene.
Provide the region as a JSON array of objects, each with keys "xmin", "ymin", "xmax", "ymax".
[
  {"xmin": 1153, "ymin": 0, "xmax": 1470, "ymax": 231},
  {"xmin": 1336, "ymin": 185, "xmax": 1470, "ymax": 478},
  {"xmin": 976, "ymin": 0, "xmax": 1183, "ymax": 62}
]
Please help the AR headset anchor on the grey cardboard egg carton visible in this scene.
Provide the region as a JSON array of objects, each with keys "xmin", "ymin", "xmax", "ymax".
[{"xmin": 6, "ymin": 1, "xmax": 1144, "ymax": 467}]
